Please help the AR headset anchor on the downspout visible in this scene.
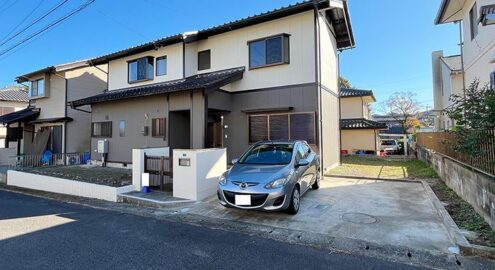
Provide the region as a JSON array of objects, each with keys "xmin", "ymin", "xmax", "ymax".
[
  {"xmin": 312, "ymin": 1, "xmax": 324, "ymax": 172},
  {"xmin": 337, "ymin": 51, "xmax": 342, "ymax": 164},
  {"xmin": 457, "ymin": 21, "xmax": 466, "ymax": 98},
  {"xmin": 53, "ymin": 72, "xmax": 68, "ymax": 156}
]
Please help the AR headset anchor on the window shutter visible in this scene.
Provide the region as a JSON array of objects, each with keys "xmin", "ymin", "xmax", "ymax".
[
  {"xmin": 290, "ymin": 113, "xmax": 315, "ymax": 144},
  {"xmin": 249, "ymin": 115, "xmax": 268, "ymax": 143},
  {"xmin": 269, "ymin": 114, "xmax": 289, "ymax": 140}
]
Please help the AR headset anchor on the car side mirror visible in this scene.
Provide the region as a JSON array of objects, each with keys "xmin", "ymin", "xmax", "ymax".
[
  {"xmin": 296, "ymin": 159, "xmax": 309, "ymax": 167},
  {"xmin": 231, "ymin": 158, "xmax": 239, "ymax": 164}
]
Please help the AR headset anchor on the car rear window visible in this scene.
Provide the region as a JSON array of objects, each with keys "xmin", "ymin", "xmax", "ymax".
[{"xmin": 238, "ymin": 144, "xmax": 293, "ymax": 165}]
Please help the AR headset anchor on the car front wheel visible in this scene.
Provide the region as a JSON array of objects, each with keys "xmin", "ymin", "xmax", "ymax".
[{"xmin": 287, "ymin": 186, "xmax": 300, "ymax": 215}]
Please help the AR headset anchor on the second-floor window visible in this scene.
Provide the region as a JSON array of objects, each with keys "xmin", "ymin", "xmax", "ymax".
[
  {"xmin": 198, "ymin": 50, "xmax": 211, "ymax": 71},
  {"xmin": 469, "ymin": 3, "xmax": 478, "ymax": 40},
  {"xmin": 128, "ymin": 57, "xmax": 154, "ymax": 83},
  {"xmin": 156, "ymin": 56, "xmax": 167, "ymax": 76},
  {"xmin": 30, "ymin": 79, "xmax": 44, "ymax": 97},
  {"xmin": 248, "ymin": 34, "xmax": 290, "ymax": 69}
]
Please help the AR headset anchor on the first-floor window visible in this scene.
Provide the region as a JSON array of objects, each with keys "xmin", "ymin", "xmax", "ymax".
[
  {"xmin": 119, "ymin": 120, "xmax": 125, "ymax": 137},
  {"xmin": 152, "ymin": 118, "xmax": 166, "ymax": 138},
  {"xmin": 92, "ymin": 121, "xmax": 112, "ymax": 138},
  {"xmin": 248, "ymin": 112, "xmax": 316, "ymax": 144}
]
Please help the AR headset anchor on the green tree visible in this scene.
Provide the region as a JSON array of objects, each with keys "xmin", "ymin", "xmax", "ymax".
[
  {"xmin": 445, "ymin": 80, "xmax": 495, "ymax": 156},
  {"xmin": 339, "ymin": 76, "xmax": 352, "ymax": 88}
]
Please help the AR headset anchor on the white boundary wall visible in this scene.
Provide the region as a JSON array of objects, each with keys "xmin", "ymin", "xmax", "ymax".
[
  {"xmin": 7, "ymin": 170, "xmax": 134, "ymax": 202},
  {"xmin": 173, "ymin": 148, "xmax": 226, "ymax": 201},
  {"xmin": 132, "ymin": 147, "xmax": 169, "ymax": 191}
]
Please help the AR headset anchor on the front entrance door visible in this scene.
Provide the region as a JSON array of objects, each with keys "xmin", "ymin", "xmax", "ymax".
[{"xmin": 207, "ymin": 114, "xmax": 223, "ymax": 148}]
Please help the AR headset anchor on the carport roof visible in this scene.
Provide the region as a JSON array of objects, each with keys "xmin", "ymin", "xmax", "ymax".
[
  {"xmin": 340, "ymin": 118, "xmax": 388, "ymax": 130},
  {"xmin": 71, "ymin": 67, "xmax": 245, "ymax": 107}
]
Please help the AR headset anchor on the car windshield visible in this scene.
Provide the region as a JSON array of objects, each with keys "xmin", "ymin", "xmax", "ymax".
[
  {"xmin": 381, "ymin": 141, "xmax": 396, "ymax": 146},
  {"xmin": 238, "ymin": 143, "xmax": 293, "ymax": 165}
]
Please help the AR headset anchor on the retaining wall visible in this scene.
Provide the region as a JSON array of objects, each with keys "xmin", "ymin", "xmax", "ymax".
[
  {"xmin": 7, "ymin": 170, "xmax": 134, "ymax": 202},
  {"xmin": 416, "ymin": 146, "xmax": 495, "ymax": 230}
]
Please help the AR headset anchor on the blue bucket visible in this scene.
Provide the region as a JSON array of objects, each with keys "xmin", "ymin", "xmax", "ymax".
[{"xmin": 141, "ymin": 186, "xmax": 151, "ymax": 193}]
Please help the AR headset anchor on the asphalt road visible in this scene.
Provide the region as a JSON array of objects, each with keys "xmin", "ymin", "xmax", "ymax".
[{"xmin": 0, "ymin": 190, "xmax": 426, "ymax": 270}]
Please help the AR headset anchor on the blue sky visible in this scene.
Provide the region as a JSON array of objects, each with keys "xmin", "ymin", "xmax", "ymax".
[{"xmin": 0, "ymin": 0, "xmax": 460, "ymax": 108}]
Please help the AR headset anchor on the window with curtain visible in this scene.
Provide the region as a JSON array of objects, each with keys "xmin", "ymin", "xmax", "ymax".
[
  {"xmin": 249, "ymin": 34, "xmax": 290, "ymax": 69},
  {"xmin": 128, "ymin": 57, "xmax": 154, "ymax": 83}
]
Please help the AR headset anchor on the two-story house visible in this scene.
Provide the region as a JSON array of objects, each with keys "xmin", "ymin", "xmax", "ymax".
[
  {"xmin": 71, "ymin": 0, "xmax": 354, "ymax": 173},
  {"xmin": 435, "ymin": 0, "xmax": 495, "ymax": 90},
  {"xmin": 431, "ymin": 51, "xmax": 464, "ymax": 130},
  {"xmin": 0, "ymin": 87, "xmax": 29, "ymax": 164},
  {"xmin": 0, "ymin": 60, "xmax": 107, "ymax": 160},
  {"xmin": 340, "ymin": 88, "xmax": 387, "ymax": 155}
]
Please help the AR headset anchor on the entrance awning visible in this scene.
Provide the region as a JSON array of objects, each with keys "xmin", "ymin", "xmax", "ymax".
[
  {"xmin": 71, "ymin": 67, "xmax": 245, "ymax": 107},
  {"xmin": 0, "ymin": 107, "xmax": 40, "ymax": 125}
]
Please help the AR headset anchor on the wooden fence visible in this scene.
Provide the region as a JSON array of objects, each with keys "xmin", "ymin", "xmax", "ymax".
[{"xmin": 416, "ymin": 130, "xmax": 495, "ymax": 175}]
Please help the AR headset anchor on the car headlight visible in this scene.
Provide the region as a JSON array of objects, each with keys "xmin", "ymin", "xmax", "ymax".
[
  {"xmin": 219, "ymin": 173, "xmax": 228, "ymax": 186},
  {"xmin": 265, "ymin": 177, "xmax": 289, "ymax": 189}
]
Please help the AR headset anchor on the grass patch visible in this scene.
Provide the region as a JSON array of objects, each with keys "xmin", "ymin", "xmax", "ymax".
[
  {"xmin": 429, "ymin": 180, "xmax": 495, "ymax": 247},
  {"xmin": 328, "ymin": 156, "xmax": 438, "ymax": 179}
]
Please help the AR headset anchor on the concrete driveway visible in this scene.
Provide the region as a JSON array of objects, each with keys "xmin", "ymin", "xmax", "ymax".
[{"xmin": 186, "ymin": 177, "xmax": 455, "ymax": 253}]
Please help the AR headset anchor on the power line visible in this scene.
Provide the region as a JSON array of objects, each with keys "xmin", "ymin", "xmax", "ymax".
[
  {"xmin": 0, "ymin": 0, "xmax": 70, "ymax": 48},
  {"xmin": 0, "ymin": 0, "xmax": 96, "ymax": 58},
  {"xmin": 0, "ymin": 0, "xmax": 16, "ymax": 17},
  {"xmin": 0, "ymin": 0, "xmax": 45, "ymax": 45}
]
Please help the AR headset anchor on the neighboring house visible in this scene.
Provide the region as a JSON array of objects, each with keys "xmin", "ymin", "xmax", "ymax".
[
  {"xmin": 339, "ymin": 88, "xmax": 387, "ymax": 155},
  {"xmin": 0, "ymin": 87, "xmax": 29, "ymax": 165},
  {"xmin": 435, "ymin": 0, "xmax": 495, "ymax": 90},
  {"xmin": 0, "ymin": 60, "xmax": 107, "ymax": 159},
  {"xmin": 70, "ymin": 0, "xmax": 355, "ymax": 173},
  {"xmin": 431, "ymin": 52, "xmax": 464, "ymax": 130},
  {"xmin": 372, "ymin": 114, "xmax": 406, "ymax": 135}
]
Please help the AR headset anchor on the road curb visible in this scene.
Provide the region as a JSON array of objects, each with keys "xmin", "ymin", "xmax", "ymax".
[
  {"xmin": 1, "ymin": 183, "xmax": 493, "ymax": 269},
  {"xmin": 421, "ymin": 181, "xmax": 495, "ymax": 260}
]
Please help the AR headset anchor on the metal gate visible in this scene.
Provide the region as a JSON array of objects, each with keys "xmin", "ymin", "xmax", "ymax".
[{"xmin": 144, "ymin": 154, "xmax": 173, "ymax": 191}]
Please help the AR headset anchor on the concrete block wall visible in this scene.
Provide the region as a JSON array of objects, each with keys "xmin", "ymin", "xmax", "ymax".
[{"xmin": 417, "ymin": 146, "xmax": 495, "ymax": 230}]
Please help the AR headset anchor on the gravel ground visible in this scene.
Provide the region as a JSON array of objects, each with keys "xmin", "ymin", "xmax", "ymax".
[{"xmin": 19, "ymin": 165, "xmax": 132, "ymax": 187}]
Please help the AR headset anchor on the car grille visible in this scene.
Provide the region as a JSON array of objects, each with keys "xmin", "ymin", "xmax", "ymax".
[
  {"xmin": 231, "ymin": 181, "xmax": 259, "ymax": 187},
  {"xmin": 223, "ymin": 191, "xmax": 268, "ymax": 207}
]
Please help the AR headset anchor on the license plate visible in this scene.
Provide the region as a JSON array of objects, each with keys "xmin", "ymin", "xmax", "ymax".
[{"xmin": 235, "ymin": 195, "xmax": 251, "ymax": 206}]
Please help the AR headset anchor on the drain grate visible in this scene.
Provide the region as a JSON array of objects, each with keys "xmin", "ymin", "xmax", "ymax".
[{"xmin": 342, "ymin": 212, "xmax": 378, "ymax": 224}]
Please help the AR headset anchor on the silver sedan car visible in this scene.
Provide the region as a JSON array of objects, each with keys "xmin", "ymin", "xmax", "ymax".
[{"xmin": 217, "ymin": 141, "xmax": 320, "ymax": 214}]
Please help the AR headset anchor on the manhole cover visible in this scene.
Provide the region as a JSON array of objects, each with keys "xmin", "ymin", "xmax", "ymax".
[{"xmin": 342, "ymin": 212, "xmax": 378, "ymax": 224}]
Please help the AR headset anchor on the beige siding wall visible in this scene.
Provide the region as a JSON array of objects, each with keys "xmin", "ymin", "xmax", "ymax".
[
  {"xmin": 32, "ymin": 73, "xmax": 65, "ymax": 119},
  {"xmin": 90, "ymin": 90, "xmax": 205, "ymax": 163},
  {"xmin": 341, "ymin": 129, "xmax": 377, "ymax": 153},
  {"xmin": 321, "ymin": 90, "xmax": 340, "ymax": 170},
  {"xmin": 318, "ymin": 13, "xmax": 339, "ymax": 94},
  {"xmin": 66, "ymin": 65, "xmax": 108, "ymax": 153},
  {"xmin": 197, "ymin": 11, "xmax": 315, "ymax": 92},
  {"xmin": 340, "ymin": 97, "xmax": 364, "ymax": 119},
  {"xmin": 460, "ymin": 0, "xmax": 495, "ymax": 85},
  {"xmin": 106, "ymin": 11, "xmax": 315, "ymax": 92},
  {"xmin": 91, "ymin": 95, "xmax": 169, "ymax": 163},
  {"xmin": 107, "ymin": 43, "xmax": 183, "ymax": 91}
]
